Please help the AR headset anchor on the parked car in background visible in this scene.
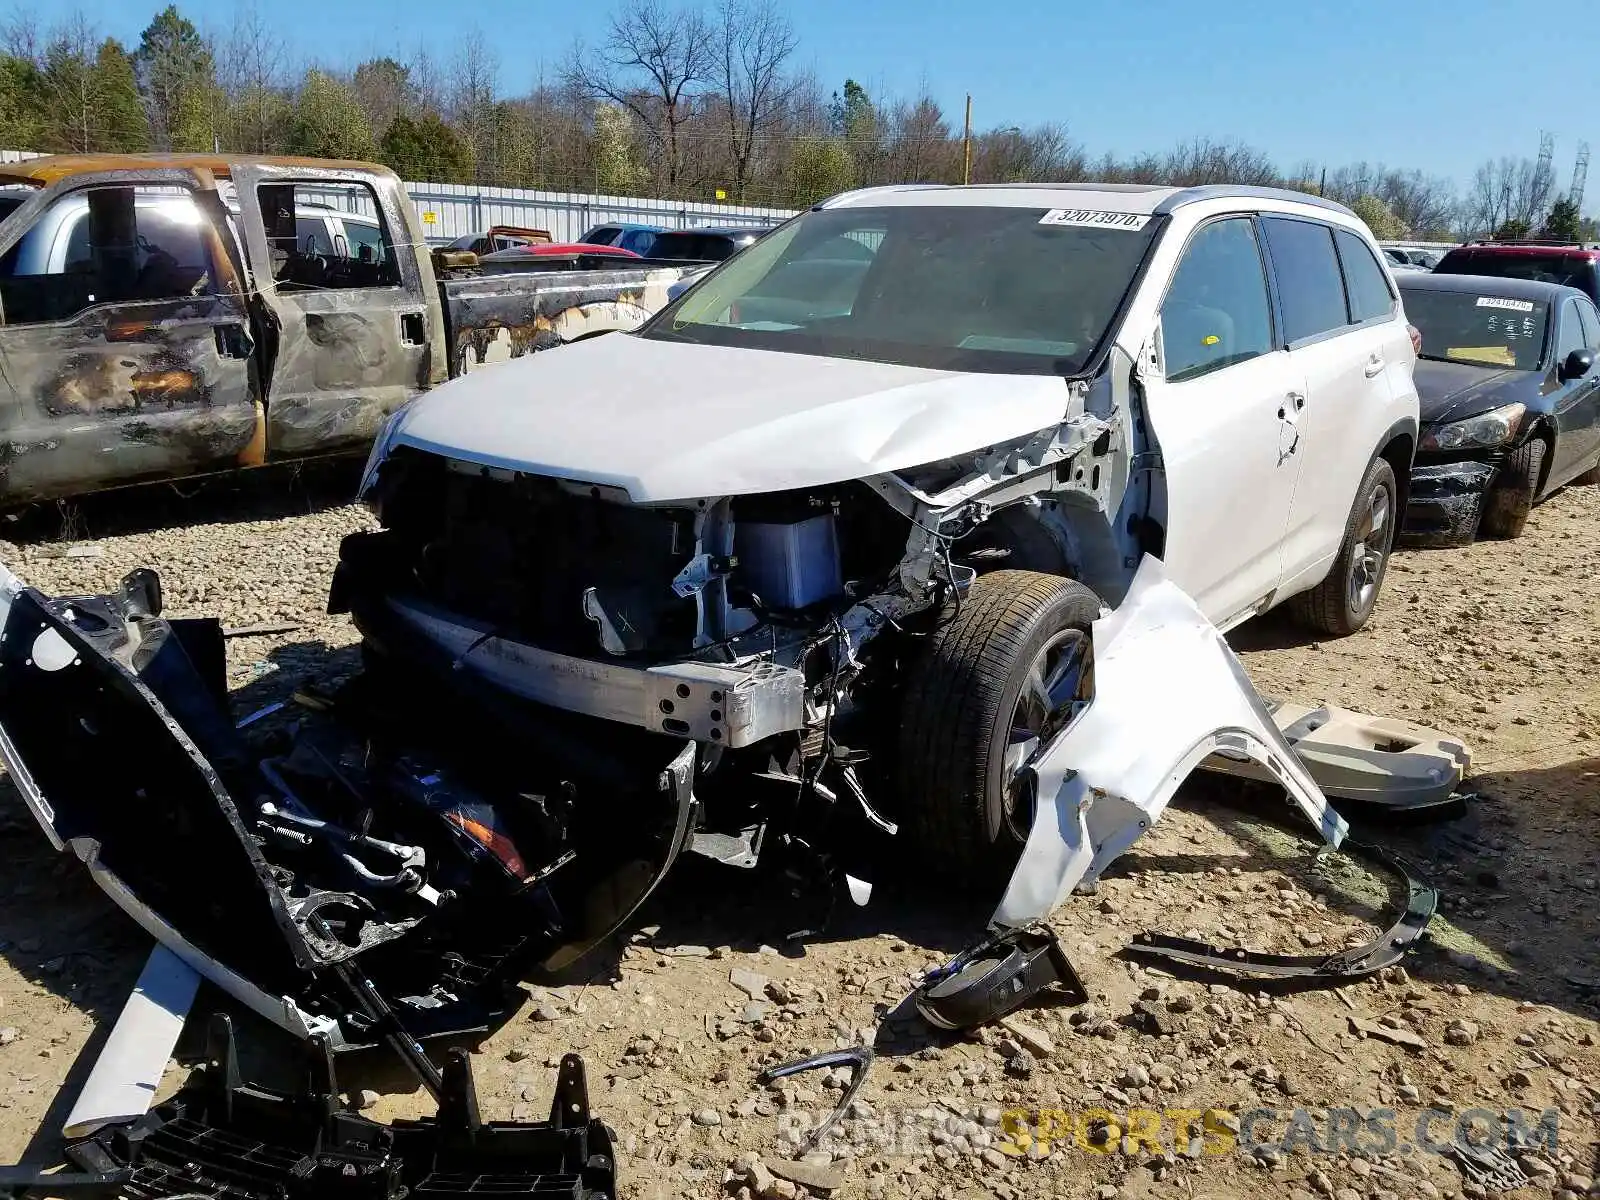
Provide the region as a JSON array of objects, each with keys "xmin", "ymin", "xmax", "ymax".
[
  {"xmin": 1434, "ymin": 241, "xmax": 1600, "ymax": 307},
  {"xmin": 443, "ymin": 226, "xmax": 553, "ymax": 255},
  {"xmin": 476, "ymin": 242, "xmax": 643, "ymax": 272},
  {"xmin": 1398, "ymin": 272, "xmax": 1600, "ymax": 545},
  {"xmin": 0, "ymin": 155, "xmax": 705, "ymax": 505},
  {"xmin": 580, "ymin": 221, "xmax": 665, "ymax": 256},
  {"xmin": 646, "ymin": 225, "xmax": 771, "ymax": 262},
  {"xmin": 1383, "ymin": 247, "xmax": 1427, "ymax": 272}
]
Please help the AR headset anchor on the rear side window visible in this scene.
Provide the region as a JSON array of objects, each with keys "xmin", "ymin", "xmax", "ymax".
[
  {"xmin": 1336, "ymin": 230, "xmax": 1396, "ymax": 323},
  {"xmin": 1579, "ymin": 298, "xmax": 1600, "ymax": 350},
  {"xmin": 1262, "ymin": 217, "xmax": 1347, "ymax": 343}
]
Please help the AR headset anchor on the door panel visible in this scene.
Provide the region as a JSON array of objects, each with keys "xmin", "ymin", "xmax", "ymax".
[
  {"xmin": 1546, "ymin": 298, "xmax": 1595, "ymax": 486},
  {"xmin": 1551, "ymin": 298, "xmax": 1600, "ymax": 486},
  {"xmin": 1143, "ymin": 351, "xmax": 1306, "ymax": 623},
  {"xmin": 1264, "ymin": 220, "xmax": 1402, "ymax": 588},
  {"xmin": 0, "ymin": 176, "xmax": 261, "ymax": 505},
  {"xmin": 1144, "ymin": 215, "xmax": 1302, "ymax": 624},
  {"xmin": 231, "ymin": 168, "xmax": 433, "ymax": 460}
]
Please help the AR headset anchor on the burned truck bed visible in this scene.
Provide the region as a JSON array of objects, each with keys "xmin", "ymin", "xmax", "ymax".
[{"xmin": 0, "ymin": 564, "xmax": 697, "ymax": 1048}]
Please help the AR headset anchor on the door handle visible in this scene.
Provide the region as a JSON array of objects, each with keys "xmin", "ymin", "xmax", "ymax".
[
  {"xmin": 1279, "ymin": 392, "xmax": 1306, "ymax": 419},
  {"xmin": 1364, "ymin": 355, "xmax": 1385, "ymax": 378}
]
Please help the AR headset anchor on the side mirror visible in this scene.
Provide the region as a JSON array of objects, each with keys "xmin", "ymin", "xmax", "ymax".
[{"xmin": 1561, "ymin": 347, "xmax": 1596, "ymax": 381}]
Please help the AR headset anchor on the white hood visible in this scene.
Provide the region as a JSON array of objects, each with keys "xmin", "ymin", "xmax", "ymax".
[{"xmin": 392, "ymin": 334, "xmax": 1074, "ymax": 502}]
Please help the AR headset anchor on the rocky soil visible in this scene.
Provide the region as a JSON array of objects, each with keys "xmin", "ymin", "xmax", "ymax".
[{"xmin": 0, "ymin": 461, "xmax": 1595, "ymax": 1200}]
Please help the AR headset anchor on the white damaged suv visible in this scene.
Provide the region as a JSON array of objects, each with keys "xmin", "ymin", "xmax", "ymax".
[{"xmin": 345, "ymin": 182, "xmax": 1419, "ymax": 877}]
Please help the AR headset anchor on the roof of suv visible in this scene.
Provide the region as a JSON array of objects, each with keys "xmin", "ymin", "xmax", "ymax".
[
  {"xmin": 819, "ymin": 181, "xmax": 1356, "ymax": 219},
  {"xmin": 1396, "ymin": 272, "xmax": 1587, "ymax": 303},
  {"xmin": 1440, "ymin": 243, "xmax": 1600, "ymax": 261}
]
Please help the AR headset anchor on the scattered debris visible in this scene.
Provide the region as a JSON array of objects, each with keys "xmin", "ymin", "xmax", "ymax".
[
  {"xmin": 729, "ymin": 968, "xmax": 771, "ymax": 1001},
  {"xmin": 1347, "ymin": 1016, "xmax": 1428, "ymax": 1049},
  {"xmin": 914, "ymin": 925, "xmax": 1084, "ymax": 1030},
  {"xmin": 766, "ymin": 1156, "xmax": 846, "ymax": 1192},
  {"xmin": 753, "ymin": 1047, "xmax": 873, "ymax": 1155},
  {"xmin": 222, "ymin": 621, "xmax": 304, "ymax": 639},
  {"xmin": 0, "ymin": 1016, "xmax": 617, "ymax": 1200}
]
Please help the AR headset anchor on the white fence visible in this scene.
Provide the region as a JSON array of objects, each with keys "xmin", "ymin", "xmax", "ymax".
[
  {"xmin": 402, "ymin": 181, "xmax": 793, "ymax": 244},
  {"xmin": 0, "ymin": 149, "xmax": 795, "ymax": 243}
]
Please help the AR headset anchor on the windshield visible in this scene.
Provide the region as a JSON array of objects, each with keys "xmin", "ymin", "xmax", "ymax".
[
  {"xmin": 1404, "ymin": 288, "xmax": 1549, "ymax": 370},
  {"xmin": 641, "ymin": 205, "xmax": 1160, "ymax": 374},
  {"xmin": 650, "ymin": 232, "xmax": 741, "ymax": 261}
]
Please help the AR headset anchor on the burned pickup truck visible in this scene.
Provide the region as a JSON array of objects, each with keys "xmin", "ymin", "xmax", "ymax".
[{"xmin": 0, "ymin": 154, "xmax": 705, "ymax": 506}]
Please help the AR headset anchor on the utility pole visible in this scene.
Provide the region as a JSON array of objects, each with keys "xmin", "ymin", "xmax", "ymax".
[{"xmin": 962, "ymin": 94, "xmax": 972, "ymax": 185}]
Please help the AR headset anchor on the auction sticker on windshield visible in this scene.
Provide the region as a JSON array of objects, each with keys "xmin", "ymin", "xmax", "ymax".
[
  {"xmin": 1039, "ymin": 209, "xmax": 1151, "ymax": 231},
  {"xmin": 1476, "ymin": 297, "xmax": 1536, "ymax": 312}
]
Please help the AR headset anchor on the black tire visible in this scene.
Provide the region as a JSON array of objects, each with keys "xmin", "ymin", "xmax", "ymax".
[
  {"xmin": 896, "ymin": 569, "xmax": 1101, "ymax": 880},
  {"xmin": 1291, "ymin": 457, "xmax": 1397, "ymax": 637},
  {"xmin": 1480, "ymin": 437, "xmax": 1545, "ymax": 540}
]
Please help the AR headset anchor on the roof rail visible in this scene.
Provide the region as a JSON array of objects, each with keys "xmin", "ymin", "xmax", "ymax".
[{"xmin": 1468, "ymin": 238, "xmax": 1599, "ymax": 249}]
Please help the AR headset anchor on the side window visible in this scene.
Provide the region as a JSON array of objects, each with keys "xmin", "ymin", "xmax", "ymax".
[
  {"xmin": 1159, "ymin": 217, "xmax": 1274, "ymax": 382},
  {"xmin": 257, "ymin": 182, "xmax": 400, "ymax": 292},
  {"xmin": 1336, "ymin": 229, "xmax": 1396, "ymax": 323},
  {"xmin": 1261, "ymin": 217, "xmax": 1348, "ymax": 343},
  {"xmin": 1577, "ymin": 298, "xmax": 1600, "ymax": 350},
  {"xmin": 0, "ymin": 187, "xmax": 215, "ymax": 326},
  {"xmin": 1557, "ymin": 299, "xmax": 1586, "ymax": 361}
]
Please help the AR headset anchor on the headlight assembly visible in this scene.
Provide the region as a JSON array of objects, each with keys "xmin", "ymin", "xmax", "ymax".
[{"xmin": 1420, "ymin": 402, "xmax": 1526, "ymax": 452}]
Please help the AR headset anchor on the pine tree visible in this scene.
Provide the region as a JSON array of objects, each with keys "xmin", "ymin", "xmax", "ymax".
[
  {"xmin": 380, "ymin": 111, "xmax": 472, "ymax": 183},
  {"xmin": 134, "ymin": 6, "xmax": 214, "ymax": 150},
  {"xmin": 95, "ymin": 40, "xmax": 150, "ymax": 152}
]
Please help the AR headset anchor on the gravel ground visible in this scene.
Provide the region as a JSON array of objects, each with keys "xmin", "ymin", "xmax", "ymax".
[{"xmin": 0, "ymin": 464, "xmax": 1596, "ymax": 1200}]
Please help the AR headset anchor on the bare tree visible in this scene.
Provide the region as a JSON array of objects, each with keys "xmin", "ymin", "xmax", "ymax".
[
  {"xmin": 216, "ymin": 3, "xmax": 288, "ymax": 152},
  {"xmin": 1466, "ymin": 156, "xmax": 1555, "ymax": 236},
  {"xmin": 447, "ymin": 32, "xmax": 499, "ymax": 181},
  {"xmin": 566, "ymin": 1, "xmax": 714, "ymax": 192},
  {"xmin": 715, "ymin": 0, "xmax": 796, "ymax": 200}
]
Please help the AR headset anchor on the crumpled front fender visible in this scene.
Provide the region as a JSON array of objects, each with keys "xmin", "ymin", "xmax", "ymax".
[{"xmin": 993, "ymin": 557, "xmax": 1347, "ymax": 928}]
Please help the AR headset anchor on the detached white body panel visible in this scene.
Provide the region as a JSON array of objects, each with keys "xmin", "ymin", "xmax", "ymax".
[
  {"xmin": 993, "ymin": 558, "xmax": 1348, "ymax": 929},
  {"xmin": 63, "ymin": 943, "xmax": 199, "ymax": 1139}
]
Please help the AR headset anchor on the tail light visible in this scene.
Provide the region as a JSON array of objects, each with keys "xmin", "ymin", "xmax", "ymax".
[{"xmin": 1407, "ymin": 323, "xmax": 1422, "ymax": 356}]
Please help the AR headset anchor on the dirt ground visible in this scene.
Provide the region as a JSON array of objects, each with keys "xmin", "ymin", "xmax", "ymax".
[{"xmin": 0, "ymin": 463, "xmax": 1596, "ymax": 1200}]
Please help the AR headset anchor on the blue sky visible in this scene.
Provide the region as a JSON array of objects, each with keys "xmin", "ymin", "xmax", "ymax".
[{"xmin": 32, "ymin": 0, "xmax": 1598, "ymax": 201}]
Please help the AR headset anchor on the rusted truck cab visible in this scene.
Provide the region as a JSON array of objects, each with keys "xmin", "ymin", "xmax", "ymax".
[{"xmin": 0, "ymin": 154, "xmax": 713, "ymax": 508}]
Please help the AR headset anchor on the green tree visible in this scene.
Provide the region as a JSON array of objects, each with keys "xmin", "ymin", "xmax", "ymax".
[
  {"xmin": 1494, "ymin": 217, "xmax": 1531, "ymax": 241},
  {"xmin": 1349, "ymin": 193, "xmax": 1405, "ymax": 240},
  {"xmin": 829, "ymin": 79, "xmax": 872, "ymax": 139},
  {"xmin": 1541, "ymin": 195, "xmax": 1582, "ymax": 242},
  {"xmin": 590, "ymin": 102, "xmax": 642, "ymax": 194},
  {"xmin": 380, "ymin": 111, "xmax": 472, "ymax": 182},
  {"xmin": 95, "ymin": 40, "xmax": 150, "ymax": 151},
  {"xmin": 38, "ymin": 31, "xmax": 151, "ymax": 152},
  {"xmin": 352, "ymin": 57, "xmax": 411, "ymax": 141},
  {"xmin": 288, "ymin": 69, "xmax": 376, "ymax": 160},
  {"xmin": 785, "ymin": 136, "xmax": 854, "ymax": 205},
  {"xmin": 133, "ymin": 6, "xmax": 214, "ymax": 150},
  {"xmin": 0, "ymin": 56, "xmax": 45, "ymax": 150}
]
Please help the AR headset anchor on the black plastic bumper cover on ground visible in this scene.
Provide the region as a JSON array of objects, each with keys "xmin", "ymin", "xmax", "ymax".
[{"xmin": 1401, "ymin": 460, "xmax": 1497, "ymax": 547}]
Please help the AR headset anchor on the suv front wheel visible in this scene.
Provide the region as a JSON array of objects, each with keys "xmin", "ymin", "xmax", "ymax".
[{"xmin": 1291, "ymin": 457, "xmax": 1397, "ymax": 636}]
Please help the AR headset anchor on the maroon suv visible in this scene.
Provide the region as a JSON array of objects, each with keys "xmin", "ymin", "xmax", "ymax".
[{"xmin": 1434, "ymin": 242, "xmax": 1600, "ymax": 306}]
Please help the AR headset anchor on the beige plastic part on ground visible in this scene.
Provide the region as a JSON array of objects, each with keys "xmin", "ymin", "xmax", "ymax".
[{"xmin": 1200, "ymin": 701, "xmax": 1471, "ymax": 809}]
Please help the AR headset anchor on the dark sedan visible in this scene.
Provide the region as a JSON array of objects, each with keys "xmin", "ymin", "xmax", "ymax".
[{"xmin": 1398, "ymin": 273, "xmax": 1600, "ymax": 545}]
